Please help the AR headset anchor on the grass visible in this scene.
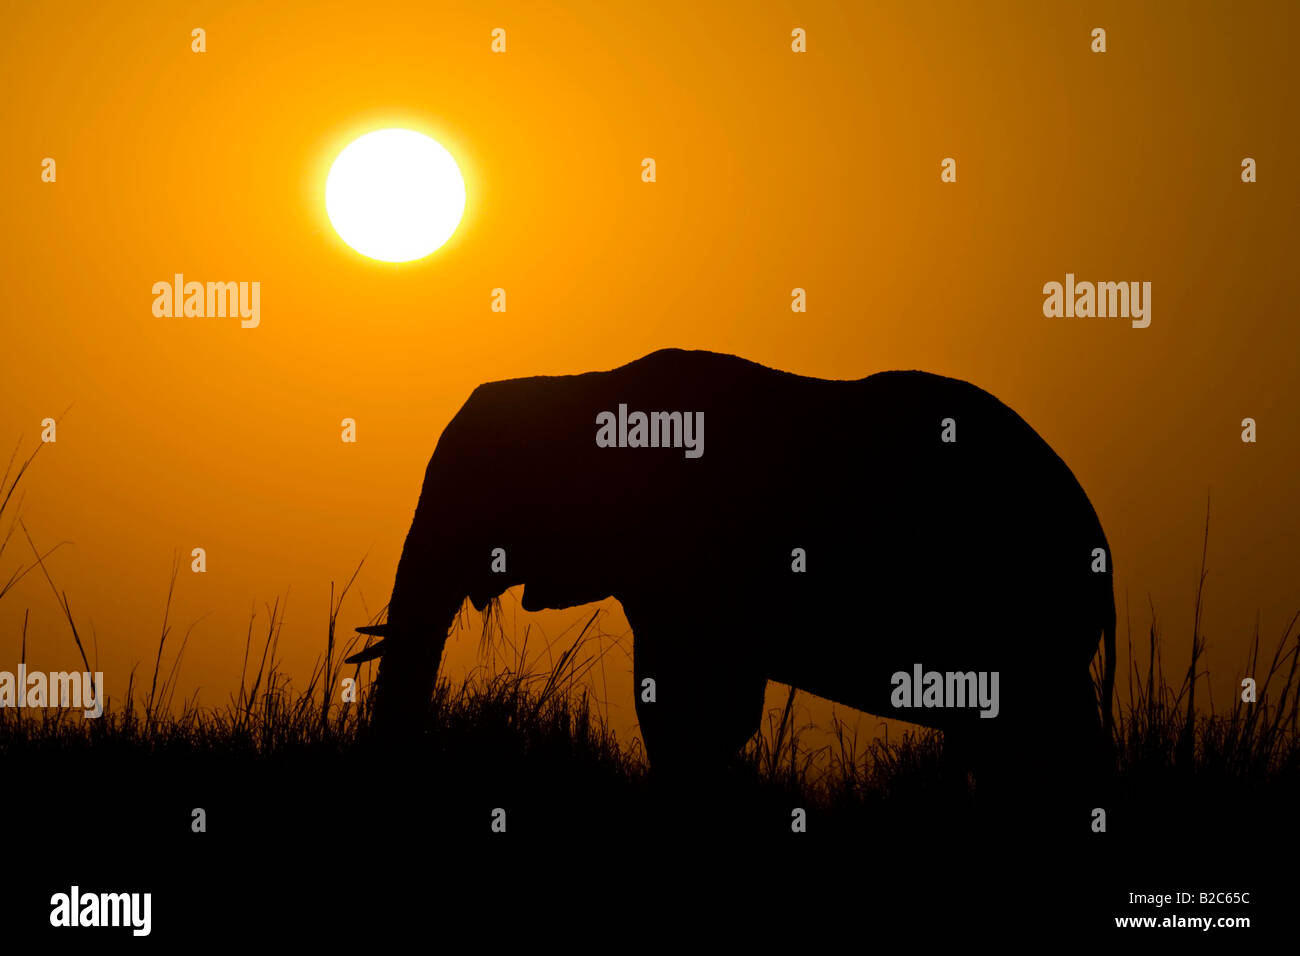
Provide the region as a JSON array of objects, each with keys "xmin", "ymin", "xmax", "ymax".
[
  {"xmin": 2, "ymin": 566, "xmax": 1295, "ymax": 839},
  {"xmin": 1, "ymin": 443, "xmax": 1297, "ymax": 856}
]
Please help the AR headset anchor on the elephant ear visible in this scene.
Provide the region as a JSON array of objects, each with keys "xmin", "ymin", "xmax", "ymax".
[
  {"xmin": 520, "ymin": 583, "xmax": 548, "ymax": 613},
  {"xmin": 345, "ymin": 625, "xmax": 387, "ymax": 663}
]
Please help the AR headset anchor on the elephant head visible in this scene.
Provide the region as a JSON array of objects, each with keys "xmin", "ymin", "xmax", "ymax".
[
  {"xmin": 345, "ymin": 351, "xmax": 773, "ymax": 759},
  {"xmin": 344, "ymin": 372, "xmax": 641, "ymax": 733}
]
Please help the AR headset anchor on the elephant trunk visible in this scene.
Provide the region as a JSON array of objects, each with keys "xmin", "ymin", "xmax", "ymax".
[
  {"xmin": 368, "ymin": 599, "xmax": 460, "ymax": 734},
  {"xmin": 357, "ymin": 416, "xmax": 480, "ymax": 735},
  {"xmin": 362, "ymin": 545, "xmax": 465, "ymax": 735}
]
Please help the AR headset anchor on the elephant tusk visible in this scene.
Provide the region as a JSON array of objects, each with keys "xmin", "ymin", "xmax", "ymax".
[{"xmin": 345, "ymin": 637, "xmax": 386, "ymax": 664}]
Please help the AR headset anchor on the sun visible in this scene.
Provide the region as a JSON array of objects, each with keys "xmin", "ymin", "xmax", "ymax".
[{"xmin": 325, "ymin": 128, "xmax": 466, "ymax": 263}]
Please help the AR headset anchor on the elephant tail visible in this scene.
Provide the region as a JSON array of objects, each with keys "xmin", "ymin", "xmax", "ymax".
[{"xmin": 1101, "ymin": 584, "xmax": 1117, "ymax": 740}]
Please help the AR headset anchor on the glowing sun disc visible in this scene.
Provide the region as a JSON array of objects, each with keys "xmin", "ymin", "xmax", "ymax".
[{"xmin": 326, "ymin": 129, "xmax": 466, "ymax": 262}]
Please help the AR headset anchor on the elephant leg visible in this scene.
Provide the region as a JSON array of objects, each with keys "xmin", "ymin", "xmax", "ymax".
[
  {"xmin": 1042, "ymin": 668, "xmax": 1112, "ymax": 829},
  {"xmin": 941, "ymin": 724, "xmax": 978, "ymax": 788},
  {"xmin": 969, "ymin": 665, "xmax": 1106, "ymax": 839},
  {"xmin": 630, "ymin": 611, "xmax": 767, "ymax": 777}
]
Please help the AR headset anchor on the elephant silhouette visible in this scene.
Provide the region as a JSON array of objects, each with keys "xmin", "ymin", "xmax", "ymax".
[{"xmin": 348, "ymin": 348, "xmax": 1115, "ymax": 779}]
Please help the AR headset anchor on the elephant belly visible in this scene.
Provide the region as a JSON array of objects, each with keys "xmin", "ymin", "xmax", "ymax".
[
  {"xmin": 767, "ymin": 602, "xmax": 1002, "ymax": 725},
  {"xmin": 759, "ymin": 537, "xmax": 1091, "ymax": 729}
]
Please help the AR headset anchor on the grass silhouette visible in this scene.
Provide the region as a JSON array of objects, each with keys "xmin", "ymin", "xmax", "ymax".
[
  {"xmin": 2, "ymin": 553, "xmax": 1295, "ymax": 842},
  {"xmin": 1, "ymin": 442, "xmax": 1296, "ymax": 938},
  {"xmin": 2, "ymin": 438, "xmax": 1297, "ymax": 837}
]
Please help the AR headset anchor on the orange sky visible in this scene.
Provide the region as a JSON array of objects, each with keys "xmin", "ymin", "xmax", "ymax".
[{"xmin": 2, "ymin": 0, "xmax": 1298, "ymax": 751}]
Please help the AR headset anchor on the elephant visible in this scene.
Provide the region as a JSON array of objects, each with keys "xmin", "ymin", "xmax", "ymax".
[{"xmin": 348, "ymin": 348, "xmax": 1116, "ymax": 780}]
